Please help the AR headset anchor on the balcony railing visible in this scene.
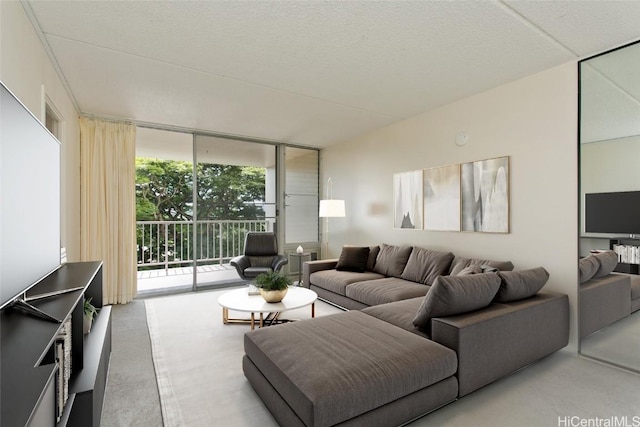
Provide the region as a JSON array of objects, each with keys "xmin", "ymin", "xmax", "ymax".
[{"xmin": 136, "ymin": 220, "xmax": 270, "ymax": 274}]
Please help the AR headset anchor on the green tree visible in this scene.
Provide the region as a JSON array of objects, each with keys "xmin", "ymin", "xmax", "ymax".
[
  {"xmin": 196, "ymin": 164, "xmax": 266, "ymax": 220},
  {"xmin": 135, "ymin": 158, "xmax": 266, "ymax": 221},
  {"xmin": 136, "ymin": 159, "xmax": 194, "ymax": 221}
]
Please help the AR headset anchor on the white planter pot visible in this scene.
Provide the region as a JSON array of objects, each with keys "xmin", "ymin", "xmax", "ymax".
[{"xmin": 83, "ymin": 314, "xmax": 93, "ymax": 334}]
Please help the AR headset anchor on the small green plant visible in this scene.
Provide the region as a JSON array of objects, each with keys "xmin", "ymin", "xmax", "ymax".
[
  {"xmin": 254, "ymin": 271, "xmax": 292, "ymax": 291},
  {"xmin": 84, "ymin": 297, "xmax": 99, "ymax": 320}
]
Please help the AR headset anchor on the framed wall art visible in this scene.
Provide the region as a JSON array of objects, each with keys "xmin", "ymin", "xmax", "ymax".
[
  {"xmin": 461, "ymin": 156, "xmax": 510, "ymax": 233},
  {"xmin": 423, "ymin": 164, "xmax": 460, "ymax": 231},
  {"xmin": 393, "ymin": 170, "xmax": 423, "ymax": 229}
]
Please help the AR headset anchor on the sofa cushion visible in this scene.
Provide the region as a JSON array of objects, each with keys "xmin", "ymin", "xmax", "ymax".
[
  {"xmin": 362, "ymin": 298, "xmax": 428, "ymax": 338},
  {"xmin": 413, "ymin": 273, "xmax": 501, "ymax": 331},
  {"xmin": 593, "ymin": 250, "xmax": 618, "ymax": 278},
  {"xmin": 457, "ymin": 264, "xmax": 482, "ymax": 276},
  {"xmin": 579, "ymin": 256, "xmax": 600, "ymax": 284},
  {"xmin": 309, "ymin": 270, "xmax": 385, "ymax": 296},
  {"xmin": 336, "ymin": 246, "xmax": 370, "ymax": 272},
  {"xmin": 373, "ymin": 244, "xmax": 413, "ymax": 278},
  {"xmin": 449, "ymin": 257, "xmax": 514, "ymax": 276},
  {"xmin": 401, "ymin": 247, "xmax": 454, "ymax": 285},
  {"xmin": 495, "ymin": 267, "xmax": 549, "ymax": 302},
  {"xmin": 367, "ymin": 245, "xmax": 380, "ymax": 271},
  {"xmin": 346, "ymin": 277, "xmax": 431, "ymax": 306},
  {"xmin": 244, "ymin": 311, "xmax": 458, "ymax": 427}
]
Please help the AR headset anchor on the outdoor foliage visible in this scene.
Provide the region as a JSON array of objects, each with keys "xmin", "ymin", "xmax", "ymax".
[
  {"xmin": 136, "ymin": 158, "xmax": 268, "ymax": 268},
  {"xmin": 136, "ymin": 158, "xmax": 266, "ymax": 221}
]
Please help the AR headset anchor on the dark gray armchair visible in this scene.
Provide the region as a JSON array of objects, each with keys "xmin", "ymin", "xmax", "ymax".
[{"xmin": 230, "ymin": 232, "xmax": 288, "ymax": 280}]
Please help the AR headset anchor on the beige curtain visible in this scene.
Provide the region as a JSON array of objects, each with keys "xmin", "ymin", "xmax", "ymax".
[{"xmin": 80, "ymin": 117, "xmax": 137, "ymax": 304}]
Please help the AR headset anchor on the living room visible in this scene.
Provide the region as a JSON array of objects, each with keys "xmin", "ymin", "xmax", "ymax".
[{"xmin": 2, "ymin": 1, "xmax": 640, "ymax": 426}]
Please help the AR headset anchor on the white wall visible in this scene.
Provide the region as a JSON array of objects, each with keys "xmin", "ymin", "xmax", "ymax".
[
  {"xmin": 0, "ymin": 2, "xmax": 80, "ymax": 261},
  {"xmin": 322, "ymin": 62, "xmax": 579, "ymax": 347},
  {"xmin": 581, "ymin": 136, "xmax": 640, "ymax": 193}
]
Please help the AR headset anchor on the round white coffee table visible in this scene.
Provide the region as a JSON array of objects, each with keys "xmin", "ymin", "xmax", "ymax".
[{"xmin": 218, "ymin": 286, "xmax": 318, "ymax": 330}]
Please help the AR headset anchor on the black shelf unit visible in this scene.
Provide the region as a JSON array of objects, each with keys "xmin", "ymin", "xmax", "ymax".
[
  {"xmin": 609, "ymin": 238, "xmax": 640, "ymax": 275},
  {"xmin": 0, "ymin": 261, "xmax": 111, "ymax": 426}
]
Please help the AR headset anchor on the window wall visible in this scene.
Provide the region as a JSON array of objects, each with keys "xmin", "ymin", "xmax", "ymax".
[{"xmin": 135, "ymin": 127, "xmax": 319, "ymax": 293}]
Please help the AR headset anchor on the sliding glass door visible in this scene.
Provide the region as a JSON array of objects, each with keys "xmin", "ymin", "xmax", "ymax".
[
  {"xmin": 283, "ymin": 147, "xmax": 320, "ymax": 278},
  {"xmin": 135, "ymin": 128, "xmax": 319, "ymax": 294},
  {"xmin": 193, "ymin": 135, "xmax": 277, "ymax": 288},
  {"xmin": 135, "ymin": 128, "xmax": 195, "ymax": 293}
]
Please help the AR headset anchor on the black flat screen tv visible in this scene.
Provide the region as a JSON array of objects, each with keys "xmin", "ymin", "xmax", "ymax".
[
  {"xmin": 585, "ymin": 191, "xmax": 640, "ymax": 234},
  {"xmin": 0, "ymin": 81, "xmax": 61, "ymax": 311}
]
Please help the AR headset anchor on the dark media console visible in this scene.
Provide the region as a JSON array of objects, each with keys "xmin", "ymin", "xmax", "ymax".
[{"xmin": 0, "ymin": 261, "xmax": 111, "ymax": 426}]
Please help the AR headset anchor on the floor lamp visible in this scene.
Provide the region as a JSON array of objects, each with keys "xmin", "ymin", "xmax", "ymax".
[{"xmin": 319, "ymin": 178, "xmax": 345, "ymax": 259}]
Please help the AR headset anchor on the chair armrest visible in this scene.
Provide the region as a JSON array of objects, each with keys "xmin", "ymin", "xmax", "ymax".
[
  {"xmin": 230, "ymin": 255, "xmax": 250, "ymax": 278},
  {"xmin": 302, "ymin": 259, "xmax": 338, "ymax": 289},
  {"xmin": 271, "ymin": 255, "xmax": 288, "ymax": 273}
]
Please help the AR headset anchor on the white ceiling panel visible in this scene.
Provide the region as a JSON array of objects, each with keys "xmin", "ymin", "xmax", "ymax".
[
  {"xmin": 588, "ymin": 41, "xmax": 640, "ymax": 102},
  {"xmin": 30, "ymin": 1, "xmax": 573, "ymax": 118},
  {"xmin": 47, "ymin": 35, "xmax": 398, "ymax": 147},
  {"xmin": 580, "ymin": 38, "xmax": 640, "ymax": 144},
  {"xmin": 24, "ymin": 1, "xmax": 640, "ymax": 147},
  {"xmin": 505, "ymin": 0, "xmax": 640, "ymax": 55}
]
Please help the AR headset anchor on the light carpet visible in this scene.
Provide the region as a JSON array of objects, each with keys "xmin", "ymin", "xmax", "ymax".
[
  {"xmin": 145, "ymin": 287, "xmax": 343, "ymax": 427},
  {"xmin": 145, "ymin": 288, "xmax": 640, "ymax": 427}
]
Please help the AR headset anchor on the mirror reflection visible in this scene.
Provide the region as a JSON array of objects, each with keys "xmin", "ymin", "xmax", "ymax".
[{"xmin": 579, "ymin": 40, "xmax": 640, "ymax": 372}]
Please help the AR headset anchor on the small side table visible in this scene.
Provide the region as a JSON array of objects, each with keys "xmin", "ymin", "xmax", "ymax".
[{"xmin": 289, "ymin": 252, "xmax": 311, "ymax": 286}]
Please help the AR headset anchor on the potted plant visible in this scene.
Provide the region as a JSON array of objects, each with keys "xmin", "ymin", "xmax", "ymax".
[
  {"xmin": 255, "ymin": 271, "xmax": 292, "ymax": 303},
  {"xmin": 83, "ymin": 297, "xmax": 99, "ymax": 334}
]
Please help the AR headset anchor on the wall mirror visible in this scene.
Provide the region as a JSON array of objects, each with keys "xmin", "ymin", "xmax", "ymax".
[{"xmin": 579, "ymin": 39, "xmax": 640, "ymax": 372}]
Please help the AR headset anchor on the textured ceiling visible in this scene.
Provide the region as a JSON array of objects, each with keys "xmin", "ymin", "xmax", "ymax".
[
  {"xmin": 581, "ymin": 42, "xmax": 640, "ymax": 144},
  {"xmin": 24, "ymin": 1, "xmax": 640, "ymax": 148}
]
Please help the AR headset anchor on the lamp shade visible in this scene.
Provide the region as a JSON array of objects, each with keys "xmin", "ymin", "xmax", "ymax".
[{"xmin": 319, "ymin": 199, "xmax": 345, "ymax": 218}]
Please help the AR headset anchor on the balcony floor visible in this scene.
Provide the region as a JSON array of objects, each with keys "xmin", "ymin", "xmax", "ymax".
[{"xmin": 137, "ymin": 264, "xmax": 242, "ymax": 294}]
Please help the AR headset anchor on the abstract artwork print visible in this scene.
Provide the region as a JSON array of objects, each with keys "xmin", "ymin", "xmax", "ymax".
[
  {"xmin": 424, "ymin": 164, "xmax": 460, "ymax": 231},
  {"xmin": 394, "ymin": 170, "xmax": 423, "ymax": 229},
  {"xmin": 461, "ymin": 156, "xmax": 509, "ymax": 233}
]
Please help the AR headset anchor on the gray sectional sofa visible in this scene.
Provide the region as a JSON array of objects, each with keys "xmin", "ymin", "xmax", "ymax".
[
  {"xmin": 243, "ymin": 244, "xmax": 570, "ymax": 427},
  {"xmin": 579, "ymin": 250, "xmax": 640, "ymax": 338}
]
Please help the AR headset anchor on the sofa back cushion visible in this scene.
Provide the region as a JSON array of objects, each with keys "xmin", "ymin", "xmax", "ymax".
[
  {"xmin": 449, "ymin": 257, "xmax": 514, "ymax": 276},
  {"xmin": 336, "ymin": 246, "xmax": 370, "ymax": 272},
  {"xmin": 457, "ymin": 264, "xmax": 482, "ymax": 276},
  {"xmin": 579, "ymin": 256, "xmax": 600, "ymax": 284},
  {"xmin": 367, "ymin": 246, "xmax": 380, "ymax": 271},
  {"xmin": 373, "ymin": 244, "xmax": 413, "ymax": 278},
  {"xmin": 593, "ymin": 250, "xmax": 618, "ymax": 279},
  {"xmin": 412, "ymin": 273, "xmax": 501, "ymax": 332},
  {"xmin": 401, "ymin": 247, "xmax": 454, "ymax": 285},
  {"xmin": 495, "ymin": 267, "xmax": 549, "ymax": 302}
]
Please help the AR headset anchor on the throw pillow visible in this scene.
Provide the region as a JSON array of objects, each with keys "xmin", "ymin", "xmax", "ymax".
[
  {"xmin": 412, "ymin": 273, "xmax": 501, "ymax": 331},
  {"xmin": 593, "ymin": 250, "xmax": 618, "ymax": 278},
  {"xmin": 336, "ymin": 246, "xmax": 370, "ymax": 272},
  {"xmin": 373, "ymin": 244, "xmax": 413, "ymax": 278},
  {"xmin": 367, "ymin": 246, "xmax": 380, "ymax": 271},
  {"xmin": 457, "ymin": 264, "xmax": 482, "ymax": 276},
  {"xmin": 579, "ymin": 256, "xmax": 599, "ymax": 284},
  {"xmin": 449, "ymin": 257, "xmax": 515, "ymax": 276},
  {"xmin": 401, "ymin": 246, "xmax": 454, "ymax": 285},
  {"xmin": 495, "ymin": 267, "xmax": 549, "ymax": 303}
]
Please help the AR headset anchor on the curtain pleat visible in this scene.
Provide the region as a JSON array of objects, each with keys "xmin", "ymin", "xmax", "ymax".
[{"xmin": 80, "ymin": 117, "xmax": 137, "ymax": 304}]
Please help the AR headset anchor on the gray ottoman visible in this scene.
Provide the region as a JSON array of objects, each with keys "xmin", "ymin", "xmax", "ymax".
[{"xmin": 243, "ymin": 310, "xmax": 458, "ymax": 427}]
